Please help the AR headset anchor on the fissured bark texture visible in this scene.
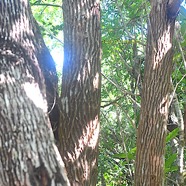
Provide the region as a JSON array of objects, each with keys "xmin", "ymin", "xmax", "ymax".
[
  {"xmin": 135, "ymin": 0, "xmax": 182, "ymax": 185},
  {"xmin": 58, "ymin": 0, "xmax": 101, "ymax": 185},
  {"xmin": 0, "ymin": 1, "xmax": 69, "ymax": 185}
]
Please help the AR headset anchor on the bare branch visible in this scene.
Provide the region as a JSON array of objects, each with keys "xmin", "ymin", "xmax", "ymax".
[
  {"xmin": 102, "ymin": 73, "xmax": 141, "ymax": 108},
  {"xmin": 31, "ymin": 3, "xmax": 62, "ymax": 8},
  {"xmin": 101, "ymin": 97, "xmax": 123, "ymax": 108}
]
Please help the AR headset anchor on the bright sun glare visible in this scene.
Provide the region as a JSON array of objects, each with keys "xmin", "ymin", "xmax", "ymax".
[{"xmin": 51, "ymin": 47, "xmax": 64, "ymax": 71}]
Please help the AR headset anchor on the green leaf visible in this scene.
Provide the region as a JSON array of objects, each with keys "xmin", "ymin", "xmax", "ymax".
[
  {"xmin": 113, "ymin": 147, "xmax": 136, "ymax": 160},
  {"xmin": 165, "ymin": 153, "xmax": 177, "ymax": 169},
  {"xmin": 166, "ymin": 128, "xmax": 179, "ymax": 143},
  {"xmin": 113, "ymin": 153, "xmax": 126, "ymax": 159},
  {"xmin": 165, "ymin": 165, "xmax": 178, "ymax": 173}
]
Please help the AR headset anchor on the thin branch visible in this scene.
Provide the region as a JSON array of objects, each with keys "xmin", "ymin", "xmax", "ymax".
[
  {"xmin": 169, "ymin": 74, "xmax": 186, "ymax": 106},
  {"xmin": 117, "ymin": 51, "xmax": 133, "ymax": 75},
  {"xmin": 116, "ymin": 101, "xmax": 137, "ymax": 131},
  {"xmin": 166, "ymin": 176, "xmax": 179, "ymax": 186},
  {"xmin": 101, "ymin": 97, "xmax": 123, "ymax": 108},
  {"xmin": 37, "ymin": 23, "xmax": 63, "ymax": 45},
  {"xmin": 102, "ymin": 72, "xmax": 141, "ymax": 108},
  {"xmin": 176, "ymin": 39, "xmax": 186, "ymax": 70},
  {"xmin": 115, "ymin": 0, "xmax": 134, "ymax": 40},
  {"xmin": 31, "ymin": 3, "xmax": 62, "ymax": 8},
  {"xmin": 123, "ymin": 108, "xmax": 137, "ymax": 131},
  {"xmin": 116, "ymin": 108, "xmax": 133, "ymax": 183}
]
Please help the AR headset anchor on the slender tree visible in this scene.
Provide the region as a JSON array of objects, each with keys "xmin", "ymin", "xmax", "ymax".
[
  {"xmin": 135, "ymin": 0, "xmax": 182, "ymax": 185},
  {"xmin": 58, "ymin": 0, "xmax": 101, "ymax": 185},
  {"xmin": 0, "ymin": 1, "xmax": 69, "ymax": 185}
]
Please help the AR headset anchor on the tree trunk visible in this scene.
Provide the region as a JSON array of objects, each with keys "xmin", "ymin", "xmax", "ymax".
[
  {"xmin": 134, "ymin": 0, "xmax": 182, "ymax": 185},
  {"xmin": 58, "ymin": 0, "xmax": 101, "ymax": 185},
  {"xmin": 0, "ymin": 1, "xmax": 69, "ymax": 185}
]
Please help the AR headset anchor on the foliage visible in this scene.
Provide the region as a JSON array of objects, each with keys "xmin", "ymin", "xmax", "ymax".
[
  {"xmin": 30, "ymin": 0, "xmax": 63, "ymax": 50},
  {"xmin": 31, "ymin": 0, "xmax": 186, "ymax": 185}
]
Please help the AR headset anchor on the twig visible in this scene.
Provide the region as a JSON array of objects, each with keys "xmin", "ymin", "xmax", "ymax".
[
  {"xmin": 102, "ymin": 72, "xmax": 141, "ymax": 108},
  {"xmin": 177, "ymin": 39, "xmax": 186, "ymax": 70},
  {"xmin": 166, "ymin": 176, "xmax": 179, "ymax": 186},
  {"xmin": 31, "ymin": 3, "xmax": 62, "ymax": 8},
  {"xmin": 169, "ymin": 74, "xmax": 186, "ymax": 106},
  {"xmin": 101, "ymin": 97, "xmax": 123, "ymax": 108},
  {"xmin": 37, "ymin": 23, "xmax": 64, "ymax": 45}
]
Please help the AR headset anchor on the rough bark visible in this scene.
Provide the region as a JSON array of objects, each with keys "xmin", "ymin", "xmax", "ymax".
[
  {"xmin": 0, "ymin": 1, "xmax": 69, "ymax": 185},
  {"xmin": 134, "ymin": 0, "xmax": 182, "ymax": 185},
  {"xmin": 58, "ymin": 0, "xmax": 101, "ymax": 185}
]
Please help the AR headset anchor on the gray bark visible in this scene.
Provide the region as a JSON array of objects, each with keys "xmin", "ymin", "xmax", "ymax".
[{"xmin": 0, "ymin": 1, "xmax": 69, "ymax": 185}]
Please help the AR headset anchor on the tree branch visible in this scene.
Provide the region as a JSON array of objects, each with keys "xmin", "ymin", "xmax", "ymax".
[
  {"xmin": 101, "ymin": 97, "xmax": 123, "ymax": 108},
  {"xmin": 102, "ymin": 73, "xmax": 141, "ymax": 108},
  {"xmin": 31, "ymin": 3, "xmax": 62, "ymax": 8}
]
